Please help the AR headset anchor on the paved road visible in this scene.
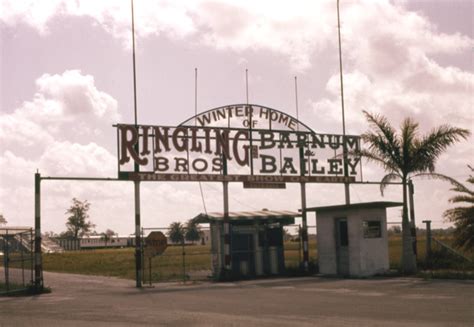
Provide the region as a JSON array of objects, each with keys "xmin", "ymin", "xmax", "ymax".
[{"xmin": 1, "ymin": 272, "xmax": 473, "ymax": 326}]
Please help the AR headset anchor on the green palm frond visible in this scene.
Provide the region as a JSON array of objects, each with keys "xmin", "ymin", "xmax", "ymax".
[
  {"xmin": 449, "ymin": 195, "xmax": 474, "ymax": 204},
  {"xmin": 443, "ymin": 166, "xmax": 474, "ymax": 250},
  {"xmin": 443, "ymin": 207, "xmax": 474, "ymax": 221},
  {"xmin": 362, "ymin": 111, "xmax": 403, "ymax": 170},
  {"xmin": 412, "ymin": 172, "xmax": 466, "ymax": 188},
  {"xmin": 450, "ymin": 184, "xmax": 474, "ymax": 196},
  {"xmin": 354, "ymin": 149, "xmax": 400, "ymax": 173},
  {"xmin": 379, "ymin": 173, "xmax": 401, "ymax": 196},
  {"xmin": 411, "ymin": 125, "xmax": 470, "ymax": 173},
  {"xmin": 400, "ymin": 117, "xmax": 419, "ymax": 173}
]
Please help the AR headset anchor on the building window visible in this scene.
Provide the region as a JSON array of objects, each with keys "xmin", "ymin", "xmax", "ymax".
[{"xmin": 363, "ymin": 220, "xmax": 382, "ymax": 238}]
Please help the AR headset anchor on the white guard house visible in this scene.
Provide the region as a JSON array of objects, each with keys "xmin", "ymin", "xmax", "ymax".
[
  {"xmin": 192, "ymin": 210, "xmax": 300, "ymax": 279},
  {"xmin": 305, "ymin": 202, "xmax": 402, "ymax": 277}
]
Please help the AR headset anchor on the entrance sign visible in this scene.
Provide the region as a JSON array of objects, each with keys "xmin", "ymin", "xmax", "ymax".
[
  {"xmin": 144, "ymin": 231, "xmax": 167, "ymax": 257},
  {"xmin": 116, "ymin": 104, "xmax": 361, "ymax": 183}
]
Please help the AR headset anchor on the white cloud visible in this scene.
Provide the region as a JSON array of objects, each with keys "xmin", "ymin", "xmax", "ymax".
[
  {"xmin": 0, "ymin": 70, "xmax": 120, "ymax": 156},
  {"xmin": 1, "ymin": 0, "xmax": 472, "ymax": 74},
  {"xmin": 0, "ymin": 70, "xmax": 122, "ymax": 231}
]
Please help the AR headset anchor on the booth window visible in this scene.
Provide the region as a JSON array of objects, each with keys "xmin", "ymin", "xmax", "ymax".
[{"xmin": 363, "ymin": 220, "xmax": 382, "ymax": 238}]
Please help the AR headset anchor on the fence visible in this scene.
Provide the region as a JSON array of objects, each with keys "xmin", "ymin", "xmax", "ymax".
[
  {"xmin": 141, "ymin": 223, "xmax": 317, "ymax": 285},
  {"xmin": 0, "ymin": 228, "xmax": 34, "ymax": 294},
  {"xmin": 141, "ymin": 227, "xmax": 213, "ymax": 285}
]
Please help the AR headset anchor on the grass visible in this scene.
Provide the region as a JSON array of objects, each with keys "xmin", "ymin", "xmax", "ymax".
[{"xmin": 40, "ymin": 236, "xmax": 474, "ymax": 282}]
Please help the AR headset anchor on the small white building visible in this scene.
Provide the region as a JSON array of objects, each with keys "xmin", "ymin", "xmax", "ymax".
[{"xmin": 306, "ymin": 202, "xmax": 402, "ymax": 277}]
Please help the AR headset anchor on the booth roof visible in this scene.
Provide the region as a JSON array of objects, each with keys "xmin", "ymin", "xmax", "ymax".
[
  {"xmin": 192, "ymin": 210, "xmax": 301, "ymax": 223},
  {"xmin": 304, "ymin": 201, "xmax": 403, "ymax": 213}
]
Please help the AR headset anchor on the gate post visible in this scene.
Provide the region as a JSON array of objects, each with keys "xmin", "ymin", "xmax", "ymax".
[
  {"xmin": 134, "ymin": 180, "xmax": 142, "ymax": 287},
  {"xmin": 422, "ymin": 220, "xmax": 432, "ymax": 267},
  {"xmin": 300, "ymin": 183, "xmax": 309, "ymax": 272},
  {"xmin": 34, "ymin": 172, "xmax": 43, "ymax": 290},
  {"xmin": 223, "ymin": 180, "xmax": 231, "ymax": 277},
  {"xmin": 408, "ymin": 180, "xmax": 417, "ymax": 257},
  {"xmin": 298, "ymin": 144, "xmax": 309, "ymax": 272}
]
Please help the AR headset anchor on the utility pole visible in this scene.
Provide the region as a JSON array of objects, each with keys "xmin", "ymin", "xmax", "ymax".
[
  {"xmin": 131, "ymin": 0, "xmax": 142, "ymax": 288},
  {"xmin": 34, "ymin": 171, "xmax": 43, "ymax": 290},
  {"xmin": 337, "ymin": 0, "xmax": 350, "ymax": 205}
]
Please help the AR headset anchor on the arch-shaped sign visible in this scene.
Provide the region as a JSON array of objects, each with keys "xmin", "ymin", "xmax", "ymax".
[
  {"xmin": 179, "ymin": 104, "xmax": 314, "ymax": 133},
  {"xmin": 115, "ymin": 104, "xmax": 360, "ymax": 184}
]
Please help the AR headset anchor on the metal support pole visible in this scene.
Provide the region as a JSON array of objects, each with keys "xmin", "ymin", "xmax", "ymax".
[
  {"xmin": 221, "ymin": 154, "xmax": 231, "ymax": 278},
  {"xmin": 422, "ymin": 220, "xmax": 432, "ymax": 268},
  {"xmin": 134, "ymin": 180, "xmax": 142, "ymax": 287},
  {"xmin": 408, "ymin": 180, "xmax": 417, "ymax": 257},
  {"xmin": 337, "ymin": 0, "xmax": 350, "ymax": 205},
  {"xmin": 223, "ymin": 180, "xmax": 231, "ymax": 277},
  {"xmin": 298, "ymin": 225, "xmax": 302, "ymax": 265},
  {"xmin": 34, "ymin": 172, "xmax": 43, "ymax": 290},
  {"xmin": 4, "ymin": 231, "xmax": 9, "ymax": 292},
  {"xmin": 149, "ymin": 257, "xmax": 152, "ymax": 287},
  {"xmin": 298, "ymin": 143, "xmax": 309, "ymax": 272},
  {"xmin": 300, "ymin": 183, "xmax": 309, "ymax": 272},
  {"xmin": 182, "ymin": 237, "xmax": 186, "ymax": 283}
]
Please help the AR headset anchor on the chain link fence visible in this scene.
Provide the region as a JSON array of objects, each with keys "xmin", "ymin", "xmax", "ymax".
[
  {"xmin": 0, "ymin": 228, "xmax": 34, "ymax": 294},
  {"xmin": 141, "ymin": 227, "xmax": 213, "ymax": 285},
  {"xmin": 141, "ymin": 224, "xmax": 318, "ymax": 285}
]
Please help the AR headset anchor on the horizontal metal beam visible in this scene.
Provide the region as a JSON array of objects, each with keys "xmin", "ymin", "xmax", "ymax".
[
  {"xmin": 40, "ymin": 176, "xmax": 403, "ymax": 185},
  {"xmin": 40, "ymin": 177, "xmax": 121, "ymax": 182},
  {"xmin": 352, "ymin": 181, "xmax": 403, "ymax": 185}
]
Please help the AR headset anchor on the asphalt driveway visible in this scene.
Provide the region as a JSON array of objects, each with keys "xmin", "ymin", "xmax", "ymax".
[{"xmin": 0, "ymin": 272, "xmax": 473, "ymax": 326}]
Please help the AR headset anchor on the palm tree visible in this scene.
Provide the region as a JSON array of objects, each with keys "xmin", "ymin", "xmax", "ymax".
[
  {"xmin": 185, "ymin": 220, "xmax": 202, "ymax": 245},
  {"xmin": 0, "ymin": 213, "xmax": 7, "ymax": 226},
  {"xmin": 167, "ymin": 222, "xmax": 185, "ymax": 244},
  {"xmin": 357, "ymin": 111, "xmax": 470, "ymax": 273},
  {"xmin": 443, "ymin": 166, "xmax": 474, "ymax": 251}
]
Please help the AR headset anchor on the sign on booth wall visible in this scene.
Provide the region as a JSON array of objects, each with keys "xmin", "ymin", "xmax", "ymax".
[{"xmin": 116, "ymin": 104, "xmax": 361, "ymax": 183}]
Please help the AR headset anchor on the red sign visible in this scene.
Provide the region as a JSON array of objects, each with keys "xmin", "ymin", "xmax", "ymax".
[{"xmin": 145, "ymin": 231, "xmax": 167, "ymax": 257}]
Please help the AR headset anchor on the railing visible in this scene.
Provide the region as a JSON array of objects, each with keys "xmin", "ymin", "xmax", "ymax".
[
  {"xmin": 431, "ymin": 237, "xmax": 473, "ymax": 264},
  {"xmin": 1, "ymin": 228, "xmax": 34, "ymax": 295}
]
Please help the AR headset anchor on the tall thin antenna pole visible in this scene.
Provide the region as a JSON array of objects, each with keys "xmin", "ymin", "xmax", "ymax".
[
  {"xmin": 195, "ymin": 68, "xmax": 198, "ymax": 120},
  {"xmin": 131, "ymin": 0, "xmax": 138, "ymax": 126},
  {"xmin": 195, "ymin": 67, "xmax": 208, "ymax": 215},
  {"xmin": 131, "ymin": 0, "xmax": 142, "ymax": 288},
  {"xmin": 337, "ymin": 0, "xmax": 350, "ymax": 204},
  {"xmin": 294, "ymin": 76, "xmax": 299, "ymax": 132},
  {"xmin": 245, "ymin": 68, "xmax": 249, "ymax": 104}
]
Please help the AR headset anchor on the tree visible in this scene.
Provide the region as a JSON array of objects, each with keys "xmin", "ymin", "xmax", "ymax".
[
  {"xmin": 101, "ymin": 229, "xmax": 116, "ymax": 247},
  {"xmin": 0, "ymin": 213, "xmax": 7, "ymax": 226},
  {"xmin": 443, "ymin": 166, "xmax": 474, "ymax": 251},
  {"xmin": 65, "ymin": 198, "xmax": 95, "ymax": 239},
  {"xmin": 167, "ymin": 222, "xmax": 185, "ymax": 244},
  {"xmin": 388, "ymin": 225, "xmax": 402, "ymax": 236},
  {"xmin": 185, "ymin": 220, "xmax": 202, "ymax": 244},
  {"xmin": 357, "ymin": 111, "xmax": 469, "ymax": 273},
  {"xmin": 43, "ymin": 231, "xmax": 58, "ymax": 238}
]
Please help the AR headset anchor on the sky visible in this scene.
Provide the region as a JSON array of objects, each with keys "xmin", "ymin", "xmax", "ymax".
[{"xmin": 0, "ymin": 0, "xmax": 472, "ymax": 236}]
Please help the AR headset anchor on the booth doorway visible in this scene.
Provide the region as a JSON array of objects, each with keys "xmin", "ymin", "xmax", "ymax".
[
  {"xmin": 231, "ymin": 233, "xmax": 255, "ymax": 277},
  {"xmin": 335, "ymin": 218, "xmax": 349, "ymax": 276}
]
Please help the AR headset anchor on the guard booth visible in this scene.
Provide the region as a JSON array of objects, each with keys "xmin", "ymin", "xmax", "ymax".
[
  {"xmin": 305, "ymin": 202, "xmax": 402, "ymax": 277},
  {"xmin": 192, "ymin": 210, "xmax": 300, "ymax": 279}
]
